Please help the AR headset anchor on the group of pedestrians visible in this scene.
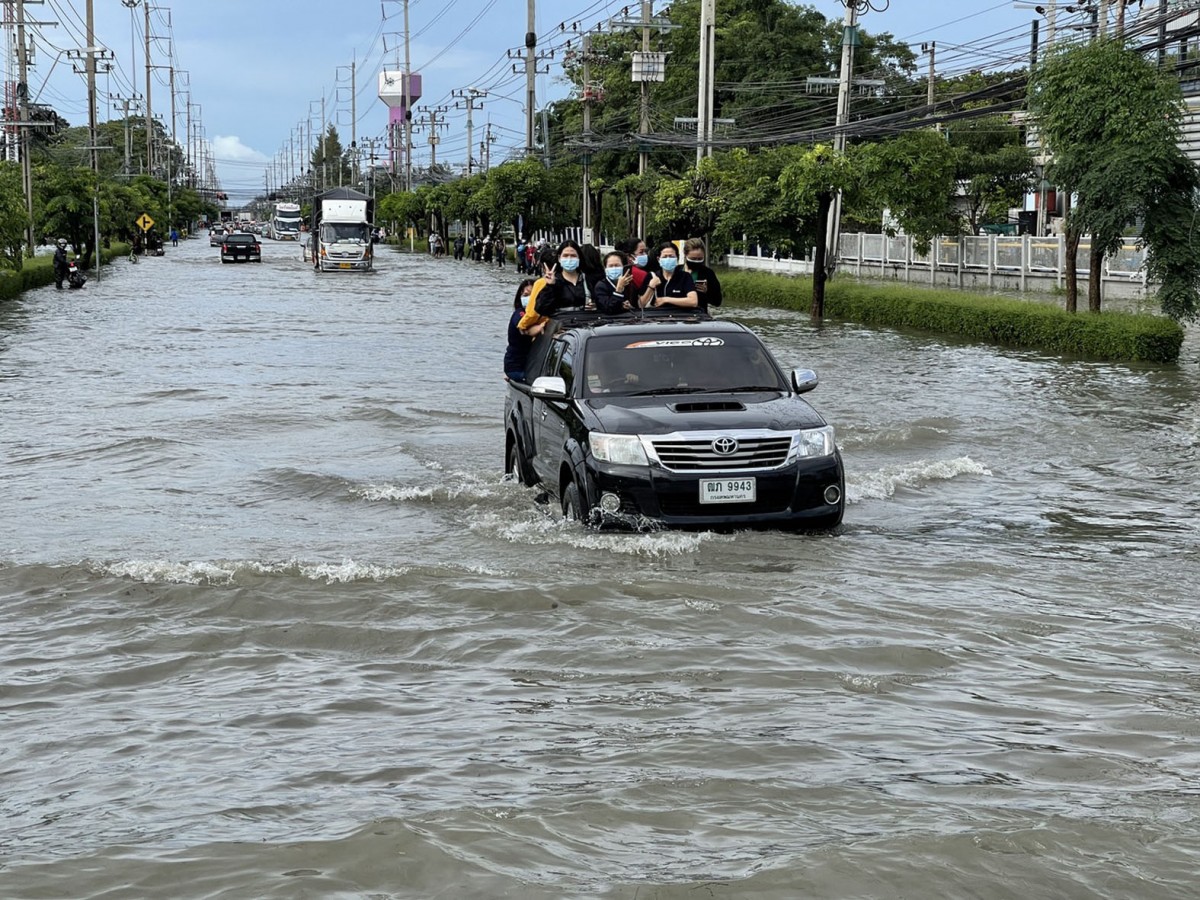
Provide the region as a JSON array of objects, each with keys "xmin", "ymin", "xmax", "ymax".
[{"xmin": 503, "ymin": 236, "xmax": 723, "ymax": 383}]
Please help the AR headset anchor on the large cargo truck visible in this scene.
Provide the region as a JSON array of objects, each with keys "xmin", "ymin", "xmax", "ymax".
[
  {"xmin": 311, "ymin": 188, "xmax": 374, "ymax": 272},
  {"xmin": 268, "ymin": 202, "xmax": 303, "ymax": 241}
]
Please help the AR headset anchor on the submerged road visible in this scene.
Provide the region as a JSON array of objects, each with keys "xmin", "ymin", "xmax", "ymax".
[{"xmin": 2, "ymin": 232, "xmax": 1199, "ymax": 898}]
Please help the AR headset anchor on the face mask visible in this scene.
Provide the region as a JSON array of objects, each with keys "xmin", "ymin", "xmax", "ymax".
[
  {"xmin": 634, "ymin": 254, "xmax": 648, "ymax": 268},
  {"xmin": 606, "ymin": 266, "xmax": 623, "ymax": 283},
  {"xmin": 687, "ymin": 257, "xmax": 704, "ymax": 267},
  {"xmin": 560, "ymin": 257, "xmax": 579, "ymax": 272},
  {"xmin": 660, "ymin": 257, "xmax": 678, "ymax": 273}
]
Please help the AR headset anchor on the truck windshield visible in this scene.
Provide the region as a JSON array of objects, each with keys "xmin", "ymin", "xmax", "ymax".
[
  {"xmin": 274, "ymin": 219, "xmax": 300, "ymax": 230},
  {"xmin": 321, "ymin": 223, "xmax": 368, "ymax": 243},
  {"xmin": 583, "ymin": 332, "xmax": 787, "ymax": 397}
]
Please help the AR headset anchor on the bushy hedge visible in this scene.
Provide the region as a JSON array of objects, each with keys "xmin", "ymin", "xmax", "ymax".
[
  {"xmin": 718, "ymin": 269, "xmax": 1185, "ymax": 364},
  {"xmin": 0, "ymin": 243, "xmax": 130, "ymax": 301}
]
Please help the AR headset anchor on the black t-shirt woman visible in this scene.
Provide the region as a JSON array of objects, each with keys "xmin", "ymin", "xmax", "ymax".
[{"xmin": 651, "ymin": 242, "xmax": 698, "ymax": 310}]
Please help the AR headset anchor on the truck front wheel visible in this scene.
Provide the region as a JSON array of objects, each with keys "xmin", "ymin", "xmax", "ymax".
[{"xmin": 561, "ymin": 480, "xmax": 588, "ymax": 523}]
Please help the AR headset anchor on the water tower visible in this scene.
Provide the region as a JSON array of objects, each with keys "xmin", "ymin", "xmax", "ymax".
[{"xmin": 378, "ymin": 71, "xmax": 422, "ymax": 173}]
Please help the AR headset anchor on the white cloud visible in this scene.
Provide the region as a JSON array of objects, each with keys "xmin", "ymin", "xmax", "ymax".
[{"xmin": 211, "ymin": 135, "xmax": 269, "ymax": 164}]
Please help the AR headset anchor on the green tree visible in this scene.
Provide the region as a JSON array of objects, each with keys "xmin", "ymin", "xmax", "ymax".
[
  {"xmin": 555, "ymin": 0, "xmax": 914, "ymax": 202},
  {"xmin": 948, "ymin": 116, "xmax": 1035, "ymax": 234},
  {"xmin": 1030, "ymin": 38, "xmax": 1200, "ymax": 319},
  {"xmin": 377, "ymin": 188, "xmax": 425, "ymax": 233},
  {"xmin": 856, "ymin": 129, "xmax": 959, "ymax": 254},
  {"xmin": 648, "ymin": 156, "xmax": 725, "ymax": 244},
  {"xmin": 779, "ymin": 144, "xmax": 859, "ymax": 318},
  {"xmin": 311, "ymin": 125, "xmax": 351, "ymax": 191},
  {"xmin": 714, "ymin": 145, "xmax": 811, "ymax": 255},
  {"xmin": 37, "ymin": 163, "xmax": 97, "ymax": 267},
  {"xmin": 0, "ymin": 162, "xmax": 31, "ymax": 270}
]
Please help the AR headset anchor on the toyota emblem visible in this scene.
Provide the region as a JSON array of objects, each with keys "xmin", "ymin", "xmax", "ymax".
[{"xmin": 712, "ymin": 436, "xmax": 739, "ymax": 455}]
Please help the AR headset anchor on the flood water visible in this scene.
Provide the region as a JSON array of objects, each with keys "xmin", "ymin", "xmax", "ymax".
[{"xmin": 2, "ymin": 235, "xmax": 1199, "ymax": 898}]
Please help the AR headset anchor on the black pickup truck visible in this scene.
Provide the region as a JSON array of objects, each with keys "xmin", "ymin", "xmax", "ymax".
[
  {"xmin": 219, "ymin": 232, "xmax": 262, "ymax": 263},
  {"xmin": 504, "ymin": 313, "xmax": 845, "ymax": 530}
]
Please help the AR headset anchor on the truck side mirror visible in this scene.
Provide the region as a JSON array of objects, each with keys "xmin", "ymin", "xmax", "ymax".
[{"xmin": 791, "ymin": 368, "xmax": 819, "ymax": 394}]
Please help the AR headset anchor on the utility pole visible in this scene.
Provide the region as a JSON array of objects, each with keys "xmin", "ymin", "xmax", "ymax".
[
  {"xmin": 349, "ymin": 56, "xmax": 357, "ymax": 185},
  {"xmin": 452, "ymin": 87, "xmax": 485, "ymax": 174},
  {"xmin": 86, "ymin": 0, "xmax": 100, "ymax": 277},
  {"xmin": 403, "ymin": 0, "xmax": 413, "ymax": 191},
  {"xmin": 696, "ymin": 0, "xmax": 715, "ymax": 165},
  {"xmin": 363, "ymin": 135, "xmax": 381, "ymax": 199},
  {"xmin": 609, "ymin": 2, "xmax": 672, "ymax": 235},
  {"xmin": 15, "ymin": 0, "xmax": 35, "ymax": 255},
  {"xmin": 1158, "ymin": 0, "xmax": 1168, "ymax": 67},
  {"xmin": 581, "ymin": 30, "xmax": 594, "ymax": 242},
  {"xmin": 482, "ymin": 121, "xmax": 496, "ymax": 171},
  {"xmin": 417, "ymin": 104, "xmax": 448, "ymax": 168},
  {"xmin": 144, "ymin": 0, "xmax": 152, "ymax": 175},
  {"xmin": 639, "ymin": 0, "xmax": 651, "ymax": 190},
  {"xmin": 525, "ymin": 0, "xmax": 536, "ymax": 155},
  {"xmin": 825, "ymin": 0, "xmax": 858, "ymax": 278},
  {"xmin": 112, "ymin": 95, "xmax": 137, "ymax": 174},
  {"xmin": 1098, "ymin": 0, "xmax": 1109, "ymax": 38},
  {"xmin": 922, "ymin": 42, "xmax": 935, "ymax": 109}
]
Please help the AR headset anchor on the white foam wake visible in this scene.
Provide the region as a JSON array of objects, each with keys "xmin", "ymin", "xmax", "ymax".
[{"xmin": 849, "ymin": 456, "xmax": 991, "ymax": 502}]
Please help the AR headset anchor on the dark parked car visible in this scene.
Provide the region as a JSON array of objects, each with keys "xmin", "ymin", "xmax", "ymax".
[
  {"xmin": 220, "ymin": 232, "xmax": 262, "ymax": 263},
  {"xmin": 504, "ymin": 313, "xmax": 845, "ymax": 530}
]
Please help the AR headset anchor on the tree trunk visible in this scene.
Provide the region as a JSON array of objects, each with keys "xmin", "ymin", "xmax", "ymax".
[
  {"xmin": 1064, "ymin": 227, "xmax": 1081, "ymax": 313},
  {"xmin": 1088, "ymin": 244, "xmax": 1104, "ymax": 312},
  {"xmin": 810, "ymin": 191, "xmax": 832, "ymax": 320}
]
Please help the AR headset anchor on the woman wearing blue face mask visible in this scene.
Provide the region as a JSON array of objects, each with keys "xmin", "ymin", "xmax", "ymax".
[
  {"xmin": 651, "ymin": 241, "xmax": 699, "ymax": 310},
  {"xmin": 594, "ymin": 250, "xmax": 640, "ymax": 315}
]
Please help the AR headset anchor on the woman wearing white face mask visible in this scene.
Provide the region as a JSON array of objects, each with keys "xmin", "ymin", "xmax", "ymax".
[{"xmin": 651, "ymin": 241, "xmax": 699, "ymax": 309}]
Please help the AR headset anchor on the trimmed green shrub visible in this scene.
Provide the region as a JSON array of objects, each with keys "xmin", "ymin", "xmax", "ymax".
[
  {"xmin": 718, "ymin": 269, "xmax": 1184, "ymax": 364},
  {"xmin": 0, "ymin": 243, "xmax": 130, "ymax": 301}
]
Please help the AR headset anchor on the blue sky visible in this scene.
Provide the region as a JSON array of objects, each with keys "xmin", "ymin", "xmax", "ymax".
[{"xmin": 27, "ymin": 1, "xmax": 1065, "ymax": 203}]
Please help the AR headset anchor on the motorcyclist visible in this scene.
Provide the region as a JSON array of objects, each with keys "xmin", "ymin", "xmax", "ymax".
[{"xmin": 52, "ymin": 239, "xmax": 69, "ymax": 290}]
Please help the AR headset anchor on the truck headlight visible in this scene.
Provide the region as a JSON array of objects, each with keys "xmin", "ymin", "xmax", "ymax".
[
  {"xmin": 589, "ymin": 433, "xmax": 648, "ymax": 466},
  {"xmin": 795, "ymin": 425, "xmax": 835, "ymax": 458}
]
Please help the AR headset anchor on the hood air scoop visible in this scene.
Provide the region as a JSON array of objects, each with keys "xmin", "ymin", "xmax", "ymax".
[{"xmin": 672, "ymin": 400, "xmax": 746, "ymax": 413}]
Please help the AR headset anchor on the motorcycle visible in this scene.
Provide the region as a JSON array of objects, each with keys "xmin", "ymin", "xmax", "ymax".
[{"xmin": 67, "ymin": 259, "xmax": 87, "ymax": 290}]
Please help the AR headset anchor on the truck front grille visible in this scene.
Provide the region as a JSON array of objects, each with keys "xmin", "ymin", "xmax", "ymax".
[{"xmin": 649, "ymin": 435, "xmax": 794, "ymax": 472}]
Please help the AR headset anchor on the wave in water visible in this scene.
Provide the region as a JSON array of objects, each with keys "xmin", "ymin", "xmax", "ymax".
[
  {"xmin": 849, "ymin": 456, "xmax": 991, "ymax": 502},
  {"xmin": 90, "ymin": 557, "xmax": 508, "ymax": 585}
]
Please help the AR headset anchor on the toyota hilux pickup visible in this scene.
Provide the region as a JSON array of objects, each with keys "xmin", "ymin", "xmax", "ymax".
[
  {"xmin": 220, "ymin": 232, "xmax": 262, "ymax": 263},
  {"xmin": 504, "ymin": 313, "xmax": 845, "ymax": 530}
]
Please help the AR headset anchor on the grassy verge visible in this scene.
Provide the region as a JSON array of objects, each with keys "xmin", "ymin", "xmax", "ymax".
[
  {"xmin": 0, "ymin": 243, "xmax": 131, "ymax": 301},
  {"xmin": 719, "ymin": 269, "xmax": 1184, "ymax": 364}
]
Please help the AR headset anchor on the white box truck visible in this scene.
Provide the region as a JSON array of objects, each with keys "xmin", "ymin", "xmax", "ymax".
[{"xmin": 311, "ymin": 188, "xmax": 374, "ymax": 272}]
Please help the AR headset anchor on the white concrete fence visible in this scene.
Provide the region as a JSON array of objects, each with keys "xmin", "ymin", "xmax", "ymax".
[{"xmin": 727, "ymin": 233, "xmax": 1153, "ymax": 302}]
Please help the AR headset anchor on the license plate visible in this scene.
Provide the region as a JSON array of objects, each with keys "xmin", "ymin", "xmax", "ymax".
[
  {"xmin": 700, "ymin": 477, "xmax": 756, "ymax": 504},
  {"xmin": 339, "ymin": 263, "xmax": 352, "ymax": 269}
]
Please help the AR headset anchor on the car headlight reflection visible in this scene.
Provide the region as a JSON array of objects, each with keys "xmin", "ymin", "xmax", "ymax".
[
  {"xmin": 589, "ymin": 433, "xmax": 649, "ymax": 466},
  {"xmin": 795, "ymin": 425, "xmax": 836, "ymax": 458}
]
